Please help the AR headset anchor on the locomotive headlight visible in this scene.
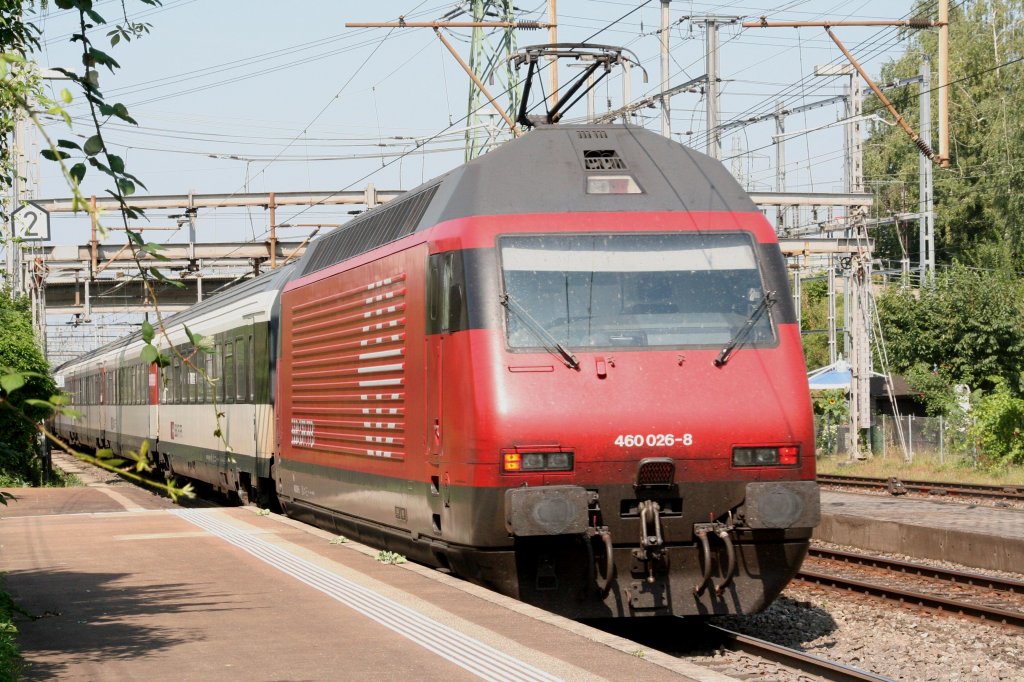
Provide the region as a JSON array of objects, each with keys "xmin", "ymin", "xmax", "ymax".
[
  {"xmin": 733, "ymin": 446, "xmax": 800, "ymax": 467},
  {"xmin": 545, "ymin": 452, "xmax": 572, "ymax": 470},
  {"xmin": 522, "ymin": 453, "xmax": 547, "ymax": 470},
  {"xmin": 502, "ymin": 450, "xmax": 574, "ymax": 473}
]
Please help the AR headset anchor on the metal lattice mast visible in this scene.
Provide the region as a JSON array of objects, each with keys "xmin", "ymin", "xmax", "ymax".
[{"xmin": 466, "ymin": 1, "xmax": 520, "ymax": 160}]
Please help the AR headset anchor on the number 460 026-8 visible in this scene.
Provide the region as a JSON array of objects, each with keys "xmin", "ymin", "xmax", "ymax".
[{"xmin": 614, "ymin": 433, "xmax": 693, "ymax": 447}]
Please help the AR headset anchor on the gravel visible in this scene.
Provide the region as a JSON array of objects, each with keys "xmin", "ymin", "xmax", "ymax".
[{"xmin": 689, "ymin": 550, "xmax": 1024, "ymax": 681}]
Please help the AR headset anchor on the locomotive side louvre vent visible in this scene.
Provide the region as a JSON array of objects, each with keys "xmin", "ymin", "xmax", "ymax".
[
  {"xmin": 288, "ymin": 270, "xmax": 410, "ymax": 462},
  {"xmin": 301, "ymin": 182, "xmax": 440, "ymax": 276},
  {"xmin": 576, "ymin": 130, "xmax": 608, "ymax": 139},
  {"xmin": 582, "ymin": 149, "xmax": 627, "ymax": 171}
]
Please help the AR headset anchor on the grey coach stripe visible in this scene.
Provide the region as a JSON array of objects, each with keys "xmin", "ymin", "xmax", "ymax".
[{"xmin": 173, "ymin": 509, "xmax": 562, "ymax": 682}]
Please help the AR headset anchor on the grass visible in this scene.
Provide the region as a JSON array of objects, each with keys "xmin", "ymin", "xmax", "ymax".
[
  {"xmin": 816, "ymin": 451, "xmax": 1024, "ymax": 486},
  {"xmin": 0, "ymin": 468, "xmax": 84, "ymax": 489}
]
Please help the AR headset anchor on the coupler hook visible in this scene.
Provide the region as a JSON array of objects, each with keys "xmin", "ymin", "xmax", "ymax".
[
  {"xmin": 637, "ymin": 500, "xmax": 665, "ymax": 584},
  {"xmin": 638, "ymin": 499, "xmax": 663, "ymax": 548}
]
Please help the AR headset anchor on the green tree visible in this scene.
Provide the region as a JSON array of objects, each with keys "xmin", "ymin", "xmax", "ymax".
[
  {"xmin": 875, "ymin": 263, "xmax": 1024, "ymax": 394},
  {"xmin": 864, "ymin": 0, "xmax": 1024, "ymax": 265},
  {"xmin": 971, "ymin": 378, "xmax": 1024, "ymax": 466},
  {"xmin": 801, "ymin": 277, "xmax": 842, "ymax": 369},
  {"xmin": 0, "ymin": 289, "xmax": 56, "ymax": 484},
  {"xmin": 1, "ymin": 3, "xmax": 41, "ymax": 226}
]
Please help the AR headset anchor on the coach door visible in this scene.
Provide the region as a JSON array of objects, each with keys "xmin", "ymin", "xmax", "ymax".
[
  {"xmin": 98, "ymin": 365, "xmax": 108, "ymax": 447},
  {"xmin": 148, "ymin": 361, "xmax": 159, "ymax": 445}
]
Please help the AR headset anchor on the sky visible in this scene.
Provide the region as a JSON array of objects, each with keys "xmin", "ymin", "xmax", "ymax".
[{"xmin": 17, "ymin": 0, "xmax": 924, "ymax": 355}]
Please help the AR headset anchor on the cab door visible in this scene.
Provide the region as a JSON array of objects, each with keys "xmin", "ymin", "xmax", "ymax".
[
  {"xmin": 425, "ymin": 252, "xmax": 457, "ymax": 534},
  {"xmin": 426, "ymin": 254, "xmax": 455, "ymax": 457}
]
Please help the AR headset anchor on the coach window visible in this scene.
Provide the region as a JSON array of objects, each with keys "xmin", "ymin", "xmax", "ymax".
[
  {"xmin": 243, "ymin": 331, "xmax": 251, "ymax": 401},
  {"xmin": 224, "ymin": 341, "xmax": 236, "ymax": 404},
  {"xmin": 185, "ymin": 359, "xmax": 191, "ymax": 404},
  {"xmin": 170, "ymin": 357, "xmax": 176, "ymax": 405},
  {"xmin": 197, "ymin": 357, "xmax": 205, "ymax": 404},
  {"xmin": 235, "ymin": 337, "xmax": 247, "ymax": 402},
  {"xmin": 183, "ymin": 361, "xmax": 191, "ymax": 404},
  {"xmin": 203, "ymin": 351, "xmax": 213, "ymax": 405},
  {"xmin": 215, "ymin": 342, "xmax": 224, "ymax": 403}
]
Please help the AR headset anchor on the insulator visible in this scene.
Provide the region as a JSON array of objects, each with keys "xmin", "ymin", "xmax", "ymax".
[
  {"xmin": 906, "ymin": 17, "xmax": 934, "ymax": 28},
  {"xmin": 517, "ymin": 21, "xmax": 543, "ymax": 30},
  {"xmin": 915, "ymin": 137, "xmax": 936, "ymax": 159}
]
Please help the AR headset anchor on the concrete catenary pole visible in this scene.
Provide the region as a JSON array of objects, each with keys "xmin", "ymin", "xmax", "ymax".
[
  {"xmin": 774, "ymin": 100, "xmax": 786, "ymax": 232},
  {"xmin": 919, "ymin": 57, "xmax": 935, "ymax": 281},
  {"xmin": 660, "ymin": 1, "xmax": 671, "ymax": 138},
  {"xmin": 938, "ymin": 0, "xmax": 950, "ymax": 167},
  {"xmin": 705, "ymin": 20, "xmax": 721, "ymax": 159}
]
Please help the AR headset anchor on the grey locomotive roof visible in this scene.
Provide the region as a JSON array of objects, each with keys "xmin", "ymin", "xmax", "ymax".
[
  {"xmin": 297, "ymin": 124, "xmax": 756, "ymax": 277},
  {"xmin": 56, "ymin": 263, "xmax": 295, "ymax": 371},
  {"xmin": 428, "ymin": 124, "xmax": 757, "ymax": 223}
]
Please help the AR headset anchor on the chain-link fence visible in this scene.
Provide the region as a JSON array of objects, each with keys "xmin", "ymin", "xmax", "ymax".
[{"xmin": 815, "ymin": 414, "xmax": 978, "ymax": 463}]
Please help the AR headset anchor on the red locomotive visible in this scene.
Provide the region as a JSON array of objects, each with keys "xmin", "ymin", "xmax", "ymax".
[{"xmin": 57, "ymin": 124, "xmax": 818, "ymax": 619}]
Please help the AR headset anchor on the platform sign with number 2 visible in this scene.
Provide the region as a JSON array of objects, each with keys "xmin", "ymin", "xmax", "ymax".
[{"xmin": 12, "ymin": 202, "xmax": 50, "ymax": 241}]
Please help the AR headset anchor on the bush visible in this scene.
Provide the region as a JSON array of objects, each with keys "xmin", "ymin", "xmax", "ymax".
[
  {"xmin": 0, "ymin": 582, "xmax": 22, "ymax": 681},
  {"xmin": 0, "ymin": 291, "xmax": 55, "ymax": 484},
  {"xmin": 971, "ymin": 379, "xmax": 1024, "ymax": 467}
]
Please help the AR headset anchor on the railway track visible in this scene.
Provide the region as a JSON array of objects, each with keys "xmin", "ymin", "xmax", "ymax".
[
  {"xmin": 817, "ymin": 473, "xmax": 1024, "ymax": 502},
  {"xmin": 800, "ymin": 547, "xmax": 1024, "ymax": 629},
  {"xmin": 706, "ymin": 624, "xmax": 894, "ymax": 682}
]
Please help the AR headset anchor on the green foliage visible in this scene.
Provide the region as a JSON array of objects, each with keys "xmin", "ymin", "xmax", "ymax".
[
  {"xmin": 875, "ymin": 264, "xmax": 1024, "ymax": 394},
  {"xmin": 375, "ymin": 551, "xmax": 407, "ymax": 565},
  {"xmin": 971, "ymin": 379, "xmax": 1024, "ymax": 466},
  {"xmin": 0, "ymin": 4, "xmax": 41, "ymax": 228},
  {"xmin": 864, "ymin": 0, "xmax": 1024, "ymax": 265},
  {"xmin": 800, "ymin": 278, "xmax": 842, "ymax": 369},
  {"xmin": 812, "ymin": 388, "xmax": 848, "ymax": 456},
  {"xmin": 0, "ymin": 290, "xmax": 56, "ymax": 483},
  {"xmin": 903, "ymin": 363, "xmax": 957, "ymax": 416},
  {"xmin": 0, "ymin": 582, "xmax": 22, "ymax": 681},
  {"xmin": 812, "ymin": 389, "xmax": 849, "ymax": 421}
]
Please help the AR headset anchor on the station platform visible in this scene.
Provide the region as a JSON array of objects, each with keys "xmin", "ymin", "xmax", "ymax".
[
  {"xmin": 816, "ymin": 490, "xmax": 1024, "ymax": 573},
  {"xmin": 0, "ymin": 481, "xmax": 734, "ymax": 681}
]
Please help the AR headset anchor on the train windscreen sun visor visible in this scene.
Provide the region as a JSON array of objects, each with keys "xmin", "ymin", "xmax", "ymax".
[{"xmin": 499, "ymin": 232, "xmax": 774, "ymax": 350}]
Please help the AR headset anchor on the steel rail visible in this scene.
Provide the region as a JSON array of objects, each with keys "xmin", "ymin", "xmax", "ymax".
[
  {"xmin": 796, "ymin": 568, "xmax": 1024, "ymax": 629},
  {"xmin": 817, "ymin": 474, "xmax": 1024, "ymax": 500},
  {"xmin": 705, "ymin": 624, "xmax": 894, "ymax": 681},
  {"xmin": 808, "ymin": 547, "xmax": 1024, "ymax": 594}
]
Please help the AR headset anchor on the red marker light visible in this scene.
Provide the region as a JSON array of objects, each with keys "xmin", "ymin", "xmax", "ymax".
[
  {"xmin": 778, "ymin": 446, "xmax": 799, "ymax": 465},
  {"xmin": 503, "ymin": 453, "xmax": 522, "ymax": 472}
]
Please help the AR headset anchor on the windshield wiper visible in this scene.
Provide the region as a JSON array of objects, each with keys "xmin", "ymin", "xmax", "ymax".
[
  {"xmin": 500, "ymin": 293, "xmax": 580, "ymax": 370},
  {"xmin": 713, "ymin": 290, "xmax": 777, "ymax": 367}
]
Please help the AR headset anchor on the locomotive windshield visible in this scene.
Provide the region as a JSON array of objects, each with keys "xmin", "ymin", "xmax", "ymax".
[{"xmin": 499, "ymin": 232, "xmax": 774, "ymax": 350}]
